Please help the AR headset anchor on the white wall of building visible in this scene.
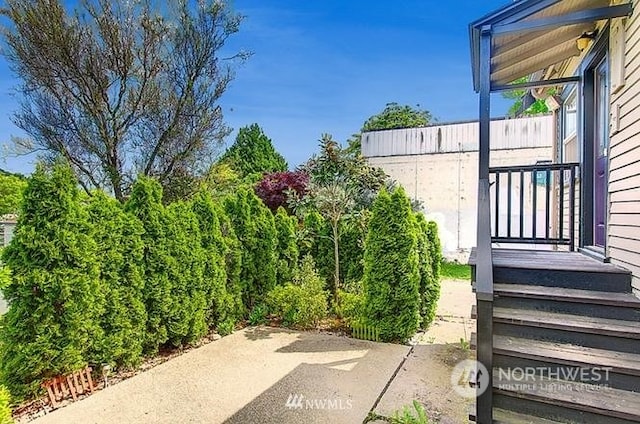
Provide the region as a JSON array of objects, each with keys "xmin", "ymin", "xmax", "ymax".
[{"xmin": 362, "ymin": 116, "xmax": 555, "ymax": 259}]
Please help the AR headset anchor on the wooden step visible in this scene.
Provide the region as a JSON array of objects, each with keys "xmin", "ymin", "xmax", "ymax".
[
  {"xmin": 494, "ymin": 308, "xmax": 640, "ymax": 339},
  {"xmin": 494, "ymin": 284, "xmax": 640, "ymax": 321},
  {"xmin": 493, "ymin": 335, "xmax": 640, "ymax": 391},
  {"xmin": 494, "ymin": 375, "xmax": 640, "ymax": 423},
  {"xmin": 495, "ymin": 284, "xmax": 640, "ymax": 308},
  {"xmin": 469, "ymin": 248, "xmax": 632, "ymax": 292},
  {"xmin": 493, "ymin": 307, "xmax": 640, "ymax": 353},
  {"xmin": 469, "ymin": 406, "xmax": 565, "ymax": 423}
]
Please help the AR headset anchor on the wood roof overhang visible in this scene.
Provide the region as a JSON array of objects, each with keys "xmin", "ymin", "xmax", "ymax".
[{"xmin": 469, "ymin": 0, "xmax": 633, "ymax": 93}]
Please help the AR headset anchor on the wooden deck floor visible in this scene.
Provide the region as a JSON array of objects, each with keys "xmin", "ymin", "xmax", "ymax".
[{"xmin": 469, "ymin": 248, "xmax": 631, "ymax": 274}]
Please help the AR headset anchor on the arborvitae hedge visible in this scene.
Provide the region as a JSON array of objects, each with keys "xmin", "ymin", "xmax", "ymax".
[
  {"xmin": 87, "ymin": 192, "xmax": 146, "ymax": 368},
  {"xmin": 414, "ymin": 213, "xmax": 436, "ymax": 328},
  {"xmin": 191, "ymin": 192, "xmax": 232, "ymax": 328},
  {"xmin": 362, "ymin": 188, "xmax": 420, "ymax": 342},
  {"xmin": 339, "ymin": 212, "xmax": 369, "ymax": 287},
  {"xmin": 426, "ymin": 221, "xmax": 442, "ymax": 281},
  {"xmin": 299, "ymin": 211, "xmax": 333, "ymax": 289},
  {"xmin": 274, "ymin": 207, "xmax": 299, "ymax": 284},
  {"xmin": 0, "ymin": 385, "xmax": 11, "ymax": 424},
  {"xmin": 125, "ymin": 177, "xmax": 173, "ymax": 354},
  {"xmin": 224, "ymin": 188, "xmax": 277, "ymax": 310},
  {"xmin": 0, "ymin": 164, "xmax": 104, "ymax": 398},
  {"xmin": 214, "ymin": 202, "xmax": 244, "ymax": 324},
  {"xmin": 165, "ymin": 202, "xmax": 207, "ymax": 345}
]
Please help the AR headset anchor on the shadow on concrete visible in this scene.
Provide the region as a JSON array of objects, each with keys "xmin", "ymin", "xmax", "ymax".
[
  {"xmin": 222, "ymin": 357, "xmax": 370, "ymax": 424},
  {"xmin": 242, "ymin": 325, "xmax": 297, "ymax": 341},
  {"xmin": 275, "ymin": 333, "xmax": 384, "ymax": 354}
]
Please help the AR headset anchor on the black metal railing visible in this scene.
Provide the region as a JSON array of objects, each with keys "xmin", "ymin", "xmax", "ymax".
[{"xmin": 489, "ymin": 162, "xmax": 579, "ymax": 251}]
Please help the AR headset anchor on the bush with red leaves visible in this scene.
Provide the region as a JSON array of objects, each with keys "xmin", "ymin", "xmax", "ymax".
[{"xmin": 255, "ymin": 171, "xmax": 309, "ymax": 212}]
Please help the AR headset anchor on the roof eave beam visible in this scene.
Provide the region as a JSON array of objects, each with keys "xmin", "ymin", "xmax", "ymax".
[
  {"xmin": 492, "ymin": 3, "xmax": 633, "ymax": 36},
  {"xmin": 491, "ymin": 76, "xmax": 580, "ymax": 93}
]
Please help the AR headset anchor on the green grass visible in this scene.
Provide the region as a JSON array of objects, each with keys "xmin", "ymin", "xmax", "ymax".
[{"xmin": 440, "ymin": 261, "xmax": 471, "ymax": 280}]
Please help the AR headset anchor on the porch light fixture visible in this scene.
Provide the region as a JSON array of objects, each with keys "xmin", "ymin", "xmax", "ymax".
[{"xmin": 577, "ymin": 31, "xmax": 598, "ymax": 51}]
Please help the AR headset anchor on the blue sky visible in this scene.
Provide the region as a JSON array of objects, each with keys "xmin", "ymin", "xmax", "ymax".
[{"xmin": 0, "ymin": 0, "xmax": 512, "ymax": 174}]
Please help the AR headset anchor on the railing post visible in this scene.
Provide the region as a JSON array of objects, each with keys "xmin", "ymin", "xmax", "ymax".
[{"xmin": 476, "ymin": 25, "xmax": 493, "ymax": 424}]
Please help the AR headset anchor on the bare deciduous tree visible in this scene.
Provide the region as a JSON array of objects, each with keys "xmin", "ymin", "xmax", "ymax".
[{"xmin": 2, "ymin": 0, "xmax": 248, "ymax": 201}]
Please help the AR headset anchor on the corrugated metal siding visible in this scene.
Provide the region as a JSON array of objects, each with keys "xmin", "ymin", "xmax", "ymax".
[
  {"xmin": 361, "ymin": 115, "xmax": 554, "ymax": 157},
  {"xmin": 609, "ymin": 0, "xmax": 640, "ymax": 295}
]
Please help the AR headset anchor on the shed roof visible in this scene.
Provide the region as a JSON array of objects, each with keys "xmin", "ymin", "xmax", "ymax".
[{"xmin": 469, "ymin": 0, "xmax": 631, "ymax": 92}]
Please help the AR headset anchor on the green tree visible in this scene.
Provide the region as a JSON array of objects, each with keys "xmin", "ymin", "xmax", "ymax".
[
  {"xmin": 2, "ymin": 0, "xmax": 247, "ymax": 201},
  {"xmin": 165, "ymin": 201, "xmax": 207, "ymax": 344},
  {"xmin": 347, "ymin": 103, "xmax": 433, "ymax": 152},
  {"xmin": 298, "ymin": 210, "xmax": 333, "ymax": 287},
  {"xmin": 191, "ymin": 192, "xmax": 233, "ymax": 328},
  {"xmin": 362, "ymin": 187, "xmax": 420, "ymax": 342},
  {"xmin": 224, "ymin": 188, "xmax": 277, "ymax": 309},
  {"xmin": 300, "ymin": 134, "xmax": 387, "ymax": 301},
  {"xmin": 307, "ymin": 179, "xmax": 354, "ymax": 304},
  {"xmin": 426, "ymin": 221, "xmax": 442, "ymax": 284},
  {"xmin": 274, "ymin": 207, "xmax": 299, "ymax": 284},
  {"xmin": 219, "ymin": 124, "xmax": 287, "ymax": 177},
  {"xmin": 503, "ymin": 76, "xmax": 550, "ymax": 117},
  {"xmin": 214, "ymin": 202, "xmax": 244, "ymax": 323},
  {"xmin": 362, "ymin": 102, "xmax": 432, "ymax": 132},
  {"xmin": 414, "ymin": 213, "xmax": 441, "ymax": 328},
  {"xmin": 0, "ymin": 172, "xmax": 26, "ymax": 216},
  {"xmin": 87, "ymin": 192, "xmax": 146, "ymax": 368},
  {"xmin": 0, "ymin": 163, "xmax": 104, "ymax": 398},
  {"xmin": 124, "ymin": 177, "xmax": 173, "ymax": 354},
  {"xmin": 339, "ymin": 210, "xmax": 370, "ymax": 286}
]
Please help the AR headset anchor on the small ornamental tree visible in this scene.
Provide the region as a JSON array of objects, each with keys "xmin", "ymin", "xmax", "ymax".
[
  {"xmin": 255, "ymin": 171, "xmax": 309, "ymax": 212},
  {"xmin": 219, "ymin": 124, "xmax": 287, "ymax": 177},
  {"xmin": 224, "ymin": 188, "xmax": 277, "ymax": 309},
  {"xmin": 87, "ymin": 192, "xmax": 146, "ymax": 368},
  {"xmin": 125, "ymin": 177, "xmax": 173, "ymax": 354},
  {"xmin": 0, "ymin": 163, "xmax": 104, "ymax": 398},
  {"xmin": 274, "ymin": 207, "xmax": 299, "ymax": 283},
  {"xmin": 362, "ymin": 187, "xmax": 420, "ymax": 342},
  {"xmin": 191, "ymin": 192, "xmax": 233, "ymax": 328}
]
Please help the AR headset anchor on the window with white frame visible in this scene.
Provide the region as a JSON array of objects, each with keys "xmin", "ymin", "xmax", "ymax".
[{"xmin": 562, "ymin": 89, "xmax": 578, "ymax": 163}]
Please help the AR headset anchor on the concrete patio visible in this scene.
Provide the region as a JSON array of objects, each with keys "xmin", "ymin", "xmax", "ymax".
[{"xmin": 31, "ymin": 327, "xmax": 409, "ymax": 424}]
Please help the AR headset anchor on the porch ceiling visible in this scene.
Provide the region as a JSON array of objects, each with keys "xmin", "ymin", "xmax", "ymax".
[{"xmin": 469, "ymin": 0, "xmax": 631, "ymax": 92}]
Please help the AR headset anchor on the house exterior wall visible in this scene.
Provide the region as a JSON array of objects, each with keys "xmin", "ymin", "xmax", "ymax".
[
  {"xmin": 362, "ymin": 116, "xmax": 555, "ymax": 259},
  {"xmin": 608, "ymin": 3, "xmax": 640, "ymax": 295}
]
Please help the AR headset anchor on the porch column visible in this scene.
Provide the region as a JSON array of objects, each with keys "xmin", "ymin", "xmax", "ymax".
[{"xmin": 476, "ymin": 25, "xmax": 494, "ymax": 424}]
